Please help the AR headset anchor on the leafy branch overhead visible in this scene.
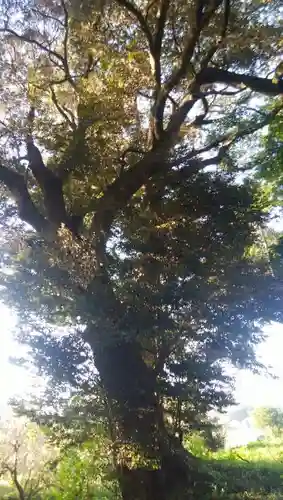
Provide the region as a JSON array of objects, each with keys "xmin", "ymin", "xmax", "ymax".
[{"xmin": 0, "ymin": 0, "xmax": 282, "ymax": 247}]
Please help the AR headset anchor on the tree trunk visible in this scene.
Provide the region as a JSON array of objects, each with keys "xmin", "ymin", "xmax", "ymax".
[
  {"xmin": 88, "ymin": 332, "xmax": 210, "ymax": 500},
  {"xmin": 12, "ymin": 471, "xmax": 25, "ymax": 500}
]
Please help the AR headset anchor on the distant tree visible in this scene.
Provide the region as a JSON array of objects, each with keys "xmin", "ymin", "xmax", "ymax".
[
  {"xmin": 0, "ymin": 417, "xmax": 56, "ymax": 500},
  {"xmin": 252, "ymin": 407, "xmax": 283, "ymax": 437}
]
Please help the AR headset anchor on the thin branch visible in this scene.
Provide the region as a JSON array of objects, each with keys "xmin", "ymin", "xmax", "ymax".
[
  {"xmin": 116, "ymin": 0, "xmax": 154, "ymax": 49},
  {"xmin": 245, "ymin": 106, "xmax": 270, "ymax": 118},
  {"xmin": 200, "ymin": 0, "xmax": 230, "ymax": 68},
  {"xmin": 0, "ymin": 119, "xmax": 20, "ymax": 143},
  {"xmin": 0, "ymin": 27, "xmax": 65, "ymax": 67},
  {"xmin": 171, "ymin": 9, "xmax": 182, "ymax": 55},
  {"xmin": 46, "ymin": 75, "xmax": 70, "ymax": 86},
  {"xmin": 145, "ymin": 0, "xmax": 158, "ymax": 21},
  {"xmin": 30, "ymin": 7, "xmax": 65, "ymax": 28},
  {"xmin": 203, "ymin": 87, "xmax": 246, "ymax": 96},
  {"xmin": 83, "ymin": 53, "xmax": 100, "ymax": 78},
  {"xmin": 154, "ymin": 0, "xmax": 223, "ymax": 131},
  {"xmin": 50, "ymin": 85, "xmax": 76, "ymax": 129},
  {"xmin": 138, "ymin": 90, "xmax": 153, "ymax": 99},
  {"xmin": 234, "ymin": 453, "xmax": 250, "ymax": 463},
  {"xmin": 224, "ymin": 105, "xmax": 283, "ymax": 144},
  {"xmin": 168, "ymin": 94, "xmax": 178, "ymax": 109},
  {"xmin": 186, "ymin": 102, "xmax": 283, "ymax": 162},
  {"xmin": 60, "ymin": 0, "xmax": 75, "ymax": 88}
]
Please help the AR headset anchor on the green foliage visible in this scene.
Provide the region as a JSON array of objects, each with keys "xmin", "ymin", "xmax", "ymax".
[
  {"xmin": 0, "ymin": 482, "xmax": 17, "ymax": 499},
  {"xmin": 47, "ymin": 443, "xmax": 117, "ymax": 500},
  {"xmin": 194, "ymin": 438, "xmax": 283, "ymax": 500},
  {"xmin": 255, "ymin": 110, "xmax": 283, "ymax": 204},
  {"xmin": 184, "ymin": 432, "xmax": 210, "ymax": 459},
  {"xmin": 0, "ymin": 0, "xmax": 282, "ymax": 496},
  {"xmin": 3, "ymin": 424, "xmax": 283, "ymax": 500},
  {"xmin": 253, "ymin": 408, "xmax": 283, "ymax": 437}
]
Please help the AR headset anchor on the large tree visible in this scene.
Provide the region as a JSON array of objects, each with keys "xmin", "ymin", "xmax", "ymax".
[{"xmin": 0, "ymin": 0, "xmax": 283, "ymax": 498}]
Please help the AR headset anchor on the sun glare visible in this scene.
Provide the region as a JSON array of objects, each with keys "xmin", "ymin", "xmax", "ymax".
[{"xmin": 0, "ymin": 303, "xmax": 37, "ymax": 416}]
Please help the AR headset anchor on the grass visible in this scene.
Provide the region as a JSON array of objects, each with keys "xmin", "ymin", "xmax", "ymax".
[
  {"xmin": 205, "ymin": 438, "xmax": 283, "ymax": 499},
  {"xmin": 0, "ymin": 481, "xmax": 16, "ymax": 499}
]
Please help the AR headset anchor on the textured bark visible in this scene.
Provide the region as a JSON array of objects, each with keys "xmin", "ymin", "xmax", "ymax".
[
  {"xmin": 85, "ymin": 323, "xmax": 209, "ymax": 500},
  {"xmin": 13, "ymin": 473, "xmax": 25, "ymax": 500},
  {"xmin": 0, "ymin": 164, "xmax": 49, "ymax": 232}
]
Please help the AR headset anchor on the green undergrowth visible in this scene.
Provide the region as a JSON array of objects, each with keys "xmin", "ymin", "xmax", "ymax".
[{"xmin": 186, "ymin": 436, "xmax": 283, "ymax": 500}]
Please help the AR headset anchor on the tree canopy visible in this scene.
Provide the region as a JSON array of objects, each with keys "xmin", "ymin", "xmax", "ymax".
[{"xmin": 0, "ymin": 0, "xmax": 282, "ymax": 498}]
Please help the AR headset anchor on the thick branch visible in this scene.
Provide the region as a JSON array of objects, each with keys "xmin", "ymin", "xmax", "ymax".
[
  {"xmin": 91, "ymin": 86, "xmax": 283, "ymax": 239},
  {"xmin": 171, "ymin": 152, "xmax": 225, "ymax": 171},
  {"xmin": 60, "ymin": 0, "xmax": 76, "ymax": 88},
  {"xmin": 166, "ymin": 1, "xmax": 223, "ymax": 89},
  {"xmin": 26, "ymin": 142, "xmax": 69, "ymax": 226},
  {"xmin": 165, "ymin": 89, "xmax": 199, "ymax": 136},
  {"xmin": 154, "ymin": 0, "xmax": 170, "ymax": 54},
  {"xmin": 90, "ymin": 148, "xmax": 167, "ymax": 234},
  {"xmin": 24, "ymin": 111, "xmax": 83, "ymax": 236},
  {"xmin": 198, "ymin": 67, "xmax": 283, "ymax": 94},
  {"xmin": 0, "ymin": 165, "xmax": 49, "ymax": 232},
  {"xmin": 90, "ymin": 144, "xmax": 219, "ymax": 237},
  {"xmin": 192, "ymin": 94, "xmax": 210, "ymax": 125},
  {"xmin": 148, "ymin": 0, "xmax": 170, "ymax": 139},
  {"xmin": 198, "ymin": 0, "xmax": 230, "ymax": 70},
  {"xmin": 152, "ymin": 0, "xmax": 170, "ymax": 86},
  {"xmin": 25, "ymin": 107, "xmax": 73, "ymax": 230},
  {"xmin": 167, "ymin": 68, "xmax": 283, "ymax": 140},
  {"xmin": 154, "ymin": 0, "xmax": 223, "ymax": 129}
]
